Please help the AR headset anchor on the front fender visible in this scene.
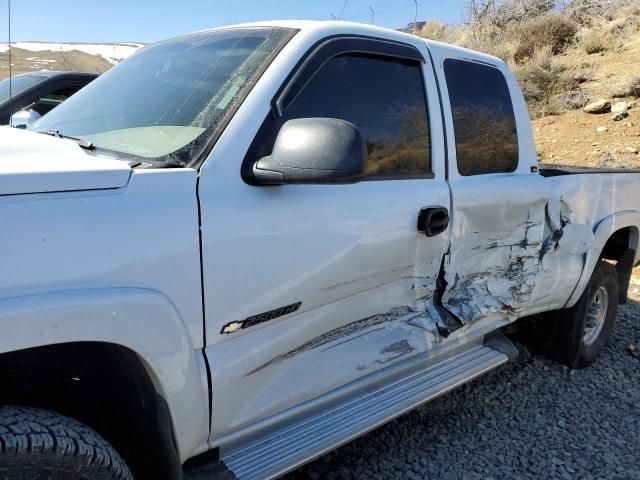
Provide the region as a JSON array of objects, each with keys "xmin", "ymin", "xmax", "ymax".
[
  {"xmin": 0, "ymin": 287, "xmax": 209, "ymax": 461},
  {"xmin": 565, "ymin": 210, "xmax": 640, "ymax": 308}
]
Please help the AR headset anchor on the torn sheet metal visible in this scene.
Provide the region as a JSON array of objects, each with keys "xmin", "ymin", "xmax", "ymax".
[
  {"xmin": 557, "ymin": 223, "xmax": 595, "ymax": 255},
  {"xmin": 440, "ymin": 193, "xmax": 595, "ymax": 327},
  {"xmin": 441, "ymin": 206, "xmax": 546, "ymax": 324}
]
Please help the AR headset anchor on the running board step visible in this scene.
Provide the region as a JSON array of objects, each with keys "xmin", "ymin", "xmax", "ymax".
[{"xmin": 222, "ymin": 341, "xmax": 513, "ymax": 480}]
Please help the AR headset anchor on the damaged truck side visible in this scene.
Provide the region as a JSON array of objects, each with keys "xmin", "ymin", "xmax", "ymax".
[{"xmin": 0, "ymin": 21, "xmax": 639, "ymax": 480}]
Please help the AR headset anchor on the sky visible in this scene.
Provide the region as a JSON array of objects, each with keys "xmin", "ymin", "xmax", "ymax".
[{"xmin": 0, "ymin": 0, "xmax": 468, "ymax": 44}]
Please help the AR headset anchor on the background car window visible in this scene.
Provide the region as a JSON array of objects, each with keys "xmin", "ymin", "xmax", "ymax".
[
  {"xmin": 282, "ymin": 54, "xmax": 430, "ymax": 177},
  {"xmin": 0, "ymin": 75, "xmax": 46, "ymax": 103},
  {"xmin": 30, "ymin": 86, "xmax": 84, "ymax": 116},
  {"xmin": 444, "ymin": 59, "xmax": 519, "ymax": 176}
]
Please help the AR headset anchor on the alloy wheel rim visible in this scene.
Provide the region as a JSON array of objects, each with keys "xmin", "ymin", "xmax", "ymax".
[{"xmin": 583, "ymin": 286, "xmax": 609, "ymax": 347}]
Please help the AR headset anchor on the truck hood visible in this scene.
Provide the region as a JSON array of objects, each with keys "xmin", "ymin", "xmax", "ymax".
[{"xmin": 0, "ymin": 126, "xmax": 131, "ymax": 195}]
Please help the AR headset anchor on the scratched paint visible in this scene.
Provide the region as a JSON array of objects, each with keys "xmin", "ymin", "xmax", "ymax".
[
  {"xmin": 244, "ymin": 194, "xmax": 597, "ymax": 381},
  {"xmin": 321, "ymin": 265, "xmax": 415, "ymax": 293},
  {"xmin": 247, "ymin": 306, "xmax": 439, "ymax": 376}
]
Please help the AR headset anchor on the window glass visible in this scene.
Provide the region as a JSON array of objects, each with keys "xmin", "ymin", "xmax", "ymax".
[
  {"xmin": 0, "ymin": 74, "xmax": 46, "ymax": 103},
  {"xmin": 31, "ymin": 86, "xmax": 84, "ymax": 117},
  {"xmin": 444, "ymin": 59, "xmax": 518, "ymax": 176},
  {"xmin": 32, "ymin": 28, "xmax": 294, "ymax": 166},
  {"xmin": 283, "ymin": 54, "xmax": 430, "ymax": 176}
]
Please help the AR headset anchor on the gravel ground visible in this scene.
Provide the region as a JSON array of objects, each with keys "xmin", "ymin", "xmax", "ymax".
[{"xmin": 285, "ymin": 289, "xmax": 640, "ymax": 479}]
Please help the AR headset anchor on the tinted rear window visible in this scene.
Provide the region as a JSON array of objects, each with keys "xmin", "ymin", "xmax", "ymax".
[{"xmin": 444, "ymin": 59, "xmax": 518, "ymax": 176}]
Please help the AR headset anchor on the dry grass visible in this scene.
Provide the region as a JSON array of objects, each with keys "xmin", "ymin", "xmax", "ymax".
[
  {"xmin": 624, "ymin": 77, "xmax": 640, "ymax": 97},
  {"xmin": 611, "ymin": 76, "xmax": 640, "ymax": 98},
  {"xmin": 552, "ymin": 88, "xmax": 591, "ymax": 111},
  {"xmin": 566, "ymin": 0, "xmax": 627, "ymax": 24},
  {"xmin": 579, "ymin": 29, "xmax": 608, "ymax": 54},
  {"xmin": 510, "ymin": 13, "xmax": 578, "ymax": 62},
  {"xmin": 418, "ymin": 20, "xmax": 464, "ymax": 44},
  {"xmin": 509, "ymin": 46, "xmax": 580, "ymax": 117}
]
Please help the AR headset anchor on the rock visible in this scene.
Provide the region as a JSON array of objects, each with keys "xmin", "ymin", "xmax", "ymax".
[
  {"xmin": 611, "ymin": 101, "xmax": 629, "ymax": 114},
  {"xmin": 572, "ymin": 72, "xmax": 590, "ymax": 84},
  {"xmin": 625, "ymin": 147, "xmax": 638, "ymax": 154},
  {"xmin": 583, "ymin": 99, "xmax": 611, "ymax": 114},
  {"xmin": 596, "ymin": 126, "xmax": 608, "ymax": 132},
  {"xmin": 612, "ymin": 111, "xmax": 629, "ymax": 121}
]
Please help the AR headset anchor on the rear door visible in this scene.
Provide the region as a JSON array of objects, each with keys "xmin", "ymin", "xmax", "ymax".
[
  {"xmin": 198, "ymin": 35, "xmax": 451, "ymax": 438},
  {"xmin": 430, "ymin": 50, "xmax": 551, "ymax": 332}
]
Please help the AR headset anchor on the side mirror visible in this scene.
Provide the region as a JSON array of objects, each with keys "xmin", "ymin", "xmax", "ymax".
[
  {"xmin": 10, "ymin": 108, "xmax": 41, "ymax": 129},
  {"xmin": 253, "ymin": 118, "xmax": 367, "ymax": 185}
]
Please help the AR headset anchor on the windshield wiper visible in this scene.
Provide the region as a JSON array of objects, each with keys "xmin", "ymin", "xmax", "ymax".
[{"xmin": 41, "ymin": 130, "xmax": 95, "ymax": 150}]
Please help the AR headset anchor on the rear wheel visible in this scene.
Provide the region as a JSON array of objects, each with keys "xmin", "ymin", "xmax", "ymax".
[
  {"xmin": 0, "ymin": 405, "xmax": 133, "ymax": 480},
  {"xmin": 548, "ymin": 260, "xmax": 619, "ymax": 368}
]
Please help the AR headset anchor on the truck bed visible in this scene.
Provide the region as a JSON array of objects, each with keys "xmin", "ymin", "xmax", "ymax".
[{"xmin": 539, "ymin": 163, "xmax": 640, "ymax": 177}]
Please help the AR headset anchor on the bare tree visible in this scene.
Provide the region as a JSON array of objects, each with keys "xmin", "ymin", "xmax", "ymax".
[{"xmin": 467, "ymin": 0, "xmax": 556, "ymax": 28}]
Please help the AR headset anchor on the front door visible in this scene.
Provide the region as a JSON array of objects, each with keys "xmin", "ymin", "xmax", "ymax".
[{"xmin": 198, "ymin": 35, "xmax": 451, "ymax": 438}]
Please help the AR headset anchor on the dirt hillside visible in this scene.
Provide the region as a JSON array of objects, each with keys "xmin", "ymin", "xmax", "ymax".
[
  {"xmin": 0, "ymin": 47, "xmax": 113, "ymax": 79},
  {"xmin": 0, "ymin": 42, "xmax": 143, "ymax": 80},
  {"xmin": 533, "ymin": 29, "xmax": 640, "ymax": 167}
]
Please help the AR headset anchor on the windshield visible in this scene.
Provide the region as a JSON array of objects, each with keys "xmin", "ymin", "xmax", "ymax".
[
  {"xmin": 31, "ymin": 27, "xmax": 294, "ymax": 167},
  {"xmin": 0, "ymin": 74, "xmax": 46, "ymax": 103}
]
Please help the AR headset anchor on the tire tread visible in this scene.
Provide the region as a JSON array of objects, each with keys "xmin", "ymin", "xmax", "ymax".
[{"xmin": 0, "ymin": 406, "xmax": 132, "ymax": 480}]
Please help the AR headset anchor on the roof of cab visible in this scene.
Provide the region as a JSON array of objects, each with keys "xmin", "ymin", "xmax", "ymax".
[{"xmin": 192, "ymin": 20, "xmax": 504, "ymax": 67}]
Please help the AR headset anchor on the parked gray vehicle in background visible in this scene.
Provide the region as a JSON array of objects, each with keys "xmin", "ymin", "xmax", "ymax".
[{"xmin": 0, "ymin": 70, "xmax": 97, "ymax": 127}]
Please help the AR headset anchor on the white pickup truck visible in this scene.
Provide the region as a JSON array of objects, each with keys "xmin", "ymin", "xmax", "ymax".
[{"xmin": 1, "ymin": 21, "xmax": 639, "ymax": 480}]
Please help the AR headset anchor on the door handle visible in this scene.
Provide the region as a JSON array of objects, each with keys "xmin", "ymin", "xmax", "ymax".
[{"xmin": 417, "ymin": 206, "xmax": 449, "ymax": 237}]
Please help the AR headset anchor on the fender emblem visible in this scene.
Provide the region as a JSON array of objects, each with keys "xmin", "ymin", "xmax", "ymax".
[{"xmin": 221, "ymin": 302, "xmax": 302, "ymax": 334}]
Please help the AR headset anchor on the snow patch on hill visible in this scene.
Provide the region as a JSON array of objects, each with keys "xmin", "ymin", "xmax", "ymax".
[{"xmin": 0, "ymin": 42, "xmax": 144, "ymax": 64}]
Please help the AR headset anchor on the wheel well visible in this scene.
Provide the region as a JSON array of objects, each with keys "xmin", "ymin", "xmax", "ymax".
[
  {"xmin": 0, "ymin": 342, "xmax": 181, "ymax": 480},
  {"xmin": 600, "ymin": 226, "xmax": 638, "ymax": 304}
]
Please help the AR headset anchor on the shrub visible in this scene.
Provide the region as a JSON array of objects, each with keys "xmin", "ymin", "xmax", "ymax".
[
  {"xmin": 418, "ymin": 20, "xmax": 463, "ymax": 44},
  {"xmin": 604, "ymin": 12, "xmax": 640, "ymax": 38},
  {"xmin": 461, "ymin": 24, "xmax": 518, "ymax": 62},
  {"xmin": 565, "ymin": 0, "xmax": 629, "ymax": 24},
  {"xmin": 511, "ymin": 46, "xmax": 579, "ymax": 117},
  {"xmin": 467, "ymin": 0, "xmax": 556, "ymax": 29},
  {"xmin": 628, "ymin": 77, "xmax": 640, "ymax": 97},
  {"xmin": 610, "ymin": 77, "xmax": 640, "ymax": 98},
  {"xmin": 579, "ymin": 29, "xmax": 608, "ymax": 54},
  {"xmin": 511, "ymin": 12, "xmax": 579, "ymax": 62},
  {"xmin": 552, "ymin": 89, "xmax": 591, "ymax": 110}
]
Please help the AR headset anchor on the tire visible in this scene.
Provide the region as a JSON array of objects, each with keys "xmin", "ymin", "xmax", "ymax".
[
  {"xmin": 551, "ymin": 260, "xmax": 619, "ymax": 369},
  {"xmin": 0, "ymin": 406, "xmax": 133, "ymax": 480}
]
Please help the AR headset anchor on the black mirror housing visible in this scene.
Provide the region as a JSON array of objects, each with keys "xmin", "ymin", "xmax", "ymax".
[{"xmin": 253, "ymin": 118, "xmax": 367, "ymax": 185}]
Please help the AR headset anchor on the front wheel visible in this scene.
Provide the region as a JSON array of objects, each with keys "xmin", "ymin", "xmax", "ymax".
[
  {"xmin": 0, "ymin": 405, "xmax": 133, "ymax": 480},
  {"xmin": 551, "ymin": 260, "xmax": 619, "ymax": 369}
]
